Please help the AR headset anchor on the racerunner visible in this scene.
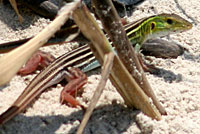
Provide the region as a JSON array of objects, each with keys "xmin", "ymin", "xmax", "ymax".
[{"xmin": 0, "ymin": 13, "xmax": 192, "ymax": 125}]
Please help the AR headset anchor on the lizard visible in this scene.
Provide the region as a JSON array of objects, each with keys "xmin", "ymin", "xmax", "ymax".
[{"xmin": 0, "ymin": 13, "xmax": 192, "ymax": 125}]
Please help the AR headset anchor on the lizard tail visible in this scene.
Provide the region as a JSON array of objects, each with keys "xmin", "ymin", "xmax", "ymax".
[{"xmin": 0, "ymin": 106, "xmax": 20, "ymax": 125}]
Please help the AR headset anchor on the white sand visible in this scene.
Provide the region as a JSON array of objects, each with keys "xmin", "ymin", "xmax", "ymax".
[{"xmin": 0, "ymin": 0, "xmax": 200, "ymax": 133}]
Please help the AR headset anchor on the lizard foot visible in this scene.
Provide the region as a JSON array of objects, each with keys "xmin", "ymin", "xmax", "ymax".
[
  {"xmin": 18, "ymin": 50, "xmax": 55, "ymax": 75},
  {"xmin": 60, "ymin": 67, "xmax": 88, "ymax": 109},
  {"xmin": 138, "ymin": 53, "xmax": 158, "ymax": 73}
]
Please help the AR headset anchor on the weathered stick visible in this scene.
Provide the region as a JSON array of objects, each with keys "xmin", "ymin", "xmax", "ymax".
[
  {"xmin": 92, "ymin": 0, "xmax": 166, "ymax": 115},
  {"xmin": 0, "ymin": 1, "xmax": 81, "ymax": 86},
  {"xmin": 73, "ymin": 4, "xmax": 161, "ymax": 121}
]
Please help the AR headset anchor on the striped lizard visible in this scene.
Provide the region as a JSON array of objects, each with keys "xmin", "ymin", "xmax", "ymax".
[{"xmin": 0, "ymin": 13, "xmax": 192, "ymax": 125}]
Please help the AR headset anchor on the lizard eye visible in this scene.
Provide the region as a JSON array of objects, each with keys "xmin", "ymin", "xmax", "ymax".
[
  {"xmin": 167, "ymin": 19, "xmax": 173, "ymax": 24},
  {"xmin": 151, "ymin": 22, "xmax": 155, "ymax": 30}
]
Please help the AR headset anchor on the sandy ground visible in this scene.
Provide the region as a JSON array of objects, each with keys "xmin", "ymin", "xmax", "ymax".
[{"xmin": 0, "ymin": 0, "xmax": 200, "ymax": 134}]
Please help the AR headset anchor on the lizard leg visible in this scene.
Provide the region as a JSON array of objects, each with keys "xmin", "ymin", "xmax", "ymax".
[
  {"xmin": 60, "ymin": 67, "xmax": 88, "ymax": 108},
  {"xmin": 138, "ymin": 53, "xmax": 157, "ymax": 73},
  {"xmin": 134, "ymin": 43, "xmax": 154, "ymax": 72},
  {"xmin": 18, "ymin": 50, "xmax": 55, "ymax": 75}
]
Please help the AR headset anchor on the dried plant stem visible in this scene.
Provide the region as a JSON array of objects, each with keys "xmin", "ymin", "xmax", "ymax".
[
  {"xmin": 73, "ymin": 4, "xmax": 161, "ymax": 121},
  {"xmin": 0, "ymin": 1, "xmax": 81, "ymax": 86},
  {"xmin": 92, "ymin": 0, "xmax": 166, "ymax": 115}
]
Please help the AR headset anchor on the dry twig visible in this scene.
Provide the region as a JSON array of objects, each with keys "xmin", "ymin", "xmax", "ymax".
[
  {"xmin": 0, "ymin": 1, "xmax": 81, "ymax": 86},
  {"xmin": 92, "ymin": 0, "xmax": 166, "ymax": 115},
  {"xmin": 73, "ymin": 4, "xmax": 161, "ymax": 123}
]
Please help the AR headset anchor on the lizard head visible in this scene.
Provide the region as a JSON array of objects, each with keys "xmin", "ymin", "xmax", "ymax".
[{"xmin": 147, "ymin": 13, "xmax": 192, "ymax": 38}]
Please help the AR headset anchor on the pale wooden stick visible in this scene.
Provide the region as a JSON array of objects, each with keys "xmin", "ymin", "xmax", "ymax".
[
  {"xmin": 0, "ymin": 1, "xmax": 81, "ymax": 86},
  {"xmin": 77, "ymin": 52, "xmax": 114, "ymax": 134}
]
